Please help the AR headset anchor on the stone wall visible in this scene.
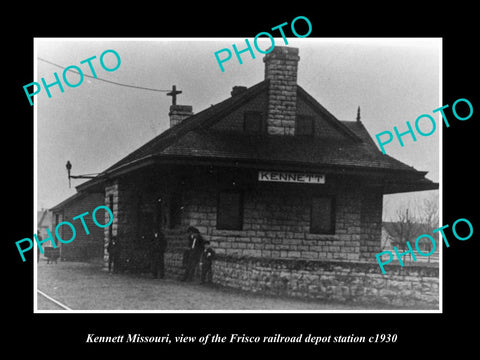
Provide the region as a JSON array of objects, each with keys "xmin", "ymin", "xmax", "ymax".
[
  {"xmin": 211, "ymin": 256, "xmax": 438, "ymax": 308},
  {"xmin": 164, "ymin": 253, "xmax": 438, "ymax": 308},
  {"xmin": 104, "ymin": 178, "xmax": 150, "ymax": 271},
  {"xmin": 104, "ymin": 181, "xmax": 121, "ymax": 266},
  {"xmin": 360, "ymin": 190, "xmax": 383, "ymax": 259},
  {"xmin": 175, "ymin": 180, "xmax": 379, "ymax": 262}
]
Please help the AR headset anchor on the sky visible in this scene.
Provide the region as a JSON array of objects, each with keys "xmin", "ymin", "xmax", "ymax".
[{"xmin": 35, "ymin": 38, "xmax": 441, "ymax": 220}]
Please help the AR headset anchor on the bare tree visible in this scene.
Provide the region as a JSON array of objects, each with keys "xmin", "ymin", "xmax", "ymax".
[
  {"xmin": 418, "ymin": 193, "xmax": 439, "ymax": 234},
  {"xmin": 385, "ymin": 193, "xmax": 439, "ymax": 263},
  {"xmin": 388, "ymin": 206, "xmax": 424, "ymax": 252},
  {"xmin": 417, "ymin": 193, "xmax": 439, "ymax": 261}
]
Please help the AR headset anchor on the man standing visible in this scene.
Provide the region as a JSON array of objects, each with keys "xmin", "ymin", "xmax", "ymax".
[
  {"xmin": 182, "ymin": 227, "xmax": 204, "ymax": 282},
  {"xmin": 151, "ymin": 231, "xmax": 167, "ymax": 279},
  {"xmin": 107, "ymin": 236, "xmax": 118, "ymax": 273},
  {"xmin": 200, "ymin": 241, "xmax": 215, "ymax": 284}
]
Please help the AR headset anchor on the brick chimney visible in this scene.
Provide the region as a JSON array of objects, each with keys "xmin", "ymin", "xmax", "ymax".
[
  {"xmin": 169, "ymin": 105, "xmax": 193, "ymax": 128},
  {"xmin": 263, "ymin": 46, "xmax": 300, "ymax": 135}
]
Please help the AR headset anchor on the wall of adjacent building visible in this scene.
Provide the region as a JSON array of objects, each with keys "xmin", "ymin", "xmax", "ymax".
[{"xmin": 52, "ymin": 192, "xmax": 105, "ymax": 262}]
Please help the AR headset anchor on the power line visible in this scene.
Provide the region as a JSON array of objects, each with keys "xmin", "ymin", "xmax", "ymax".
[{"xmin": 37, "ymin": 57, "xmax": 171, "ymax": 93}]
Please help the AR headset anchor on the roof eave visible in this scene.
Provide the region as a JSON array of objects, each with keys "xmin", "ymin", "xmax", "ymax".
[
  {"xmin": 76, "ymin": 154, "xmax": 157, "ymax": 192},
  {"xmin": 76, "ymin": 153, "xmax": 435, "ymax": 193},
  {"xmin": 382, "ymin": 180, "xmax": 439, "ymax": 194}
]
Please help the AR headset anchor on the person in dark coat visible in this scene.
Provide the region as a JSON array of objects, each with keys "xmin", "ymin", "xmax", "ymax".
[
  {"xmin": 200, "ymin": 241, "xmax": 215, "ymax": 284},
  {"xmin": 150, "ymin": 231, "xmax": 167, "ymax": 279},
  {"xmin": 107, "ymin": 236, "xmax": 118, "ymax": 273},
  {"xmin": 182, "ymin": 226, "xmax": 197, "ymax": 268},
  {"xmin": 182, "ymin": 226, "xmax": 204, "ymax": 282}
]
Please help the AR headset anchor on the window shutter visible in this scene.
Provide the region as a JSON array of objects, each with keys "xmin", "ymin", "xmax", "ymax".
[
  {"xmin": 296, "ymin": 115, "xmax": 314, "ymax": 136},
  {"xmin": 311, "ymin": 197, "xmax": 335, "ymax": 234},
  {"xmin": 244, "ymin": 112, "xmax": 264, "ymax": 134},
  {"xmin": 217, "ymin": 191, "xmax": 243, "ymax": 230}
]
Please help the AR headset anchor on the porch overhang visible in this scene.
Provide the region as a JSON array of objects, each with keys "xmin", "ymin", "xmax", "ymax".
[{"xmin": 76, "ymin": 154, "xmax": 438, "ymax": 196}]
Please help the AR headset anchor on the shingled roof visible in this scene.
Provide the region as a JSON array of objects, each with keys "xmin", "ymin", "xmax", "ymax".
[
  {"xmin": 77, "ymin": 79, "xmax": 437, "ymax": 194},
  {"xmin": 157, "ymin": 119, "xmax": 416, "ymax": 172}
]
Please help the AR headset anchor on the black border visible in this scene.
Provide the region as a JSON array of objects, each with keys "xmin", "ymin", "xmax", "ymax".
[{"xmin": 6, "ymin": 6, "xmax": 479, "ymax": 355}]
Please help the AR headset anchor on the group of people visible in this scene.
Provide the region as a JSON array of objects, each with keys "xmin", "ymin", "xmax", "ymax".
[
  {"xmin": 182, "ymin": 226, "xmax": 215, "ymax": 283},
  {"xmin": 107, "ymin": 226, "xmax": 215, "ymax": 284}
]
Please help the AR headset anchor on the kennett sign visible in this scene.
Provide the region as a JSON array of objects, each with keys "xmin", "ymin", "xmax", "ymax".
[{"xmin": 258, "ymin": 171, "xmax": 325, "ymax": 184}]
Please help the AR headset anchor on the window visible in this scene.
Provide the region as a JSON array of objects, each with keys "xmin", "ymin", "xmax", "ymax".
[
  {"xmin": 217, "ymin": 191, "xmax": 243, "ymax": 230},
  {"xmin": 310, "ymin": 197, "xmax": 335, "ymax": 234},
  {"xmin": 244, "ymin": 111, "xmax": 264, "ymax": 134},
  {"xmin": 296, "ymin": 115, "xmax": 314, "ymax": 136}
]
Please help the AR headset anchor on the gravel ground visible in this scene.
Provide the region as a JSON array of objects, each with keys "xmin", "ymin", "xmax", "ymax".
[{"xmin": 36, "ymin": 261, "xmax": 404, "ymax": 311}]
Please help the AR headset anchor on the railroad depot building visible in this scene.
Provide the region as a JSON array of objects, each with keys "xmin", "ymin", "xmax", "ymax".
[{"xmin": 76, "ymin": 46, "xmax": 439, "ymax": 307}]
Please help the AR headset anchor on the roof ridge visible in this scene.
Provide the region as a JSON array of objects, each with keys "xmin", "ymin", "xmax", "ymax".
[
  {"xmin": 50, "ymin": 191, "xmax": 86, "ymax": 211},
  {"xmin": 341, "ymin": 120, "xmax": 379, "ymax": 147},
  {"xmin": 37, "ymin": 210, "xmax": 47, "ymax": 226},
  {"xmin": 297, "ymin": 86, "xmax": 363, "ymax": 143}
]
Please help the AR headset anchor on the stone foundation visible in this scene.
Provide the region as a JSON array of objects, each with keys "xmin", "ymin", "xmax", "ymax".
[{"xmin": 164, "ymin": 252, "xmax": 439, "ymax": 308}]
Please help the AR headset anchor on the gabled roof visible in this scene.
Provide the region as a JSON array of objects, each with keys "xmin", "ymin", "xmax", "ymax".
[
  {"xmin": 157, "ymin": 123, "xmax": 416, "ymax": 172},
  {"xmin": 50, "ymin": 192, "xmax": 86, "ymax": 212},
  {"xmin": 101, "ymin": 80, "xmax": 270, "ymax": 175},
  {"xmin": 49, "ymin": 191, "xmax": 103, "ymax": 212},
  {"xmin": 37, "ymin": 209, "xmax": 52, "ymax": 228},
  {"xmin": 77, "ymin": 80, "xmax": 438, "ymax": 193}
]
